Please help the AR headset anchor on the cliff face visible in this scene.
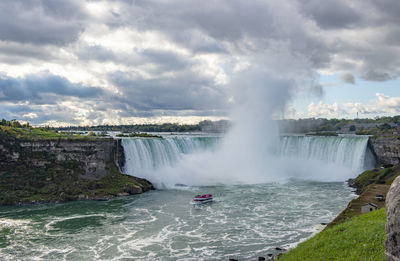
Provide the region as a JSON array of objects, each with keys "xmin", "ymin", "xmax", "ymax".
[
  {"xmin": 0, "ymin": 137, "xmax": 153, "ymax": 205},
  {"xmin": 1, "ymin": 139, "xmax": 115, "ymax": 179},
  {"xmin": 369, "ymin": 136, "xmax": 400, "ymax": 166}
]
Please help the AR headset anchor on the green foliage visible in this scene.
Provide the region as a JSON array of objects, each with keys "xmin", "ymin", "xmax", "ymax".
[
  {"xmin": 116, "ymin": 132, "xmax": 163, "ymax": 138},
  {"xmin": 308, "ymin": 132, "xmax": 338, "ymax": 136},
  {"xmin": 353, "ymin": 167, "xmax": 399, "ymax": 194},
  {"xmin": 379, "ymin": 123, "xmax": 393, "ymax": 130},
  {"xmin": 356, "ymin": 129, "xmax": 377, "ymax": 135},
  {"xmin": 280, "ymin": 115, "xmax": 400, "ymax": 134},
  {"xmin": 279, "ymin": 208, "xmax": 386, "ymax": 261},
  {"xmin": 59, "ymin": 123, "xmax": 201, "ymax": 133},
  {"xmin": 0, "ymin": 121, "xmax": 92, "ymax": 141}
]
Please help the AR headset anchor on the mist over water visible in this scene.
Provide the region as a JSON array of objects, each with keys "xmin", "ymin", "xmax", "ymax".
[
  {"xmin": 122, "ymin": 134, "xmax": 373, "ymax": 188},
  {"xmin": 121, "ymin": 76, "xmax": 373, "ymax": 187}
]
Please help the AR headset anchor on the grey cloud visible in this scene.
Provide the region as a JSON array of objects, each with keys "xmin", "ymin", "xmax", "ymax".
[
  {"xmin": 77, "ymin": 45, "xmax": 191, "ymax": 72},
  {"xmin": 0, "ymin": 0, "xmax": 86, "ymax": 46},
  {"xmin": 340, "ymin": 73, "xmax": 355, "ymax": 84},
  {"xmin": 308, "ymin": 84, "xmax": 324, "ymax": 97},
  {"xmin": 116, "ymin": 0, "xmax": 275, "ymax": 42},
  {"xmin": 298, "ymin": 0, "xmax": 362, "ymax": 29},
  {"xmin": 107, "ymin": 1, "xmax": 340, "ymax": 71},
  {"xmin": 2, "ymin": 0, "xmax": 400, "ymax": 125},
  {"xmin": 0, "ymin": 72, "xmax": 104, "ymax": 104},
  {"xmin": 361, "ymin": 69, "xmax": 397, "ymax": 82},
  {"xmin": 0, "ymin": 42, "xmax": 58, "ymax": 65},
  {"xmin": 368, "ymin": 0, "xmax": 400, "ymax": 25},
  {"xmin": 77, "ymin": 45, "xmax": 118, "ymax": 62},
  {"xmin": 173, "ymin": 32, "xmax": 227, "ymax": 54},
  {"xmin": 0, "ymin": 103, "xmax": 69, "ymax": 125},
  {"xmin": 140, "ymin": 49, "xmax": 191, "ymax": 72},
  {"xmin": 109, "ymin": 70, "xmax": 229, "ymax": 112},
  {"xmin": 1, "ymin": 0, "xmax": 399, "ymax": 85}
]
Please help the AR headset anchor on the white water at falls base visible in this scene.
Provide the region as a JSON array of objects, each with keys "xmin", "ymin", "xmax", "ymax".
[{"xmin": 121, "ymin": 135, "xmax": 375, "ymax": 187}]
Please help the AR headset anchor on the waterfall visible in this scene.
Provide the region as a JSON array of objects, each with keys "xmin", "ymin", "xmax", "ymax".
[
  {"xmin": 279, "ymin": 135, "xmax": 374, "ymax": 172},
  {"xmin": 121, "ymin": 136, "xmax": 220, "ymax": 175},
  {"xmin": 121, "ymin": 135, "xmax": 375, "ymax": 184}
]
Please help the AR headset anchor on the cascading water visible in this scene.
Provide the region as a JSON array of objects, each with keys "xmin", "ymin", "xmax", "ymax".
[
  {"xmin": 121, "ymin": 135, "xmax": 375, "ymax": 186},
  {"xmin": 122, "ymin": 136, "xmax": 220, "ymax": 175},
  {"xmin": 279, "ymin": 135, "xmax": 374, "ymax": 171}
]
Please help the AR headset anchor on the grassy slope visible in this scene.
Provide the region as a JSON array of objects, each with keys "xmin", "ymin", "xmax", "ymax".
[
  {"xmin": 278, "ymin": 167, "xmax": 398, "ymax": 260},
  {"xmin": 328, "ymin": 184, "xmax": 389, "ymax": 228},
  {"xmin": 279, "ymin": 208, "xmax": 386, "ymax": 261},
  {"xmin": 326, "ymin": 166, "xmax": 400, "ymax": 226},
  {"xmin": 351, "ymin": 166, "xmax": 400, "ymax": 195}
]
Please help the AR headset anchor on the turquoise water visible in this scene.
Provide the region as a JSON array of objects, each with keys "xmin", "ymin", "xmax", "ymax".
[{"xmin": 0, "ymin": 181, "xmax": 355, "ymax": 260}]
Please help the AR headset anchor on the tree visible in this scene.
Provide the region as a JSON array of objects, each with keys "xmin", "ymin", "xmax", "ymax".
[
  {"xmin": 349, "ymin": 125, "xmax": 356, "ymax": 132},
  {"xmin": 379, "ymin": 123, "xmax": 392, "ymax": 130}
]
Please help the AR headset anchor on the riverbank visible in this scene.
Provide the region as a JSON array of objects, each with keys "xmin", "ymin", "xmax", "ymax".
[
  {"xmin": 278, "ymin": 208, "xmax": 386, "ymax": 260},
  {"xmin": 278, "ymin": 166, "xmax": 400, "ymax": 260},
  {"xmin": 328, "ymin": 165, "xmax": 400, "ymax": 228}
]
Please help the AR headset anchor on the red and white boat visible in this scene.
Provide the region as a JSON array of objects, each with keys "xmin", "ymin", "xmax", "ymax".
[{"xmin": 193, "ymin": 194, "xmax": 213, "ymax": 204}]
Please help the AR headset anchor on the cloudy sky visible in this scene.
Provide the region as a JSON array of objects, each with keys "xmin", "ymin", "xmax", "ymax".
[{"xmin": 0, "ymin": 0, "xmax": 399, "ymax": 126}]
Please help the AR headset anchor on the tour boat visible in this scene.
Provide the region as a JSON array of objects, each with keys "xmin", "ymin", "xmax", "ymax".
[{"xmin": 193, "ymin": 194, "xmax": 213, "ymax": 204}]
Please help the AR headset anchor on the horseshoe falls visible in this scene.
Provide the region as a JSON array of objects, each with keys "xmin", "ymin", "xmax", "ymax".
[
  {"xmin": 1, "ymin": 134, "xmax": 374, "ymax": 260},
  {"xmin": 121, "ymin": 135, "xmax": 375, "ymax": 187}
]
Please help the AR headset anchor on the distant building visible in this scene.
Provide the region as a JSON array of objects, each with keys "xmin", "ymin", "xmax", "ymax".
[
  {"xmin": 361, "ymin": 203, "xmax": 377, "ymax": 213},
  {"xmin": 199, "ymin": 120, "xmax": 230, "ymax": 133}
]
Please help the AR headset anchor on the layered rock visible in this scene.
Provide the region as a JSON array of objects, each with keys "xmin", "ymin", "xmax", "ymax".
[
  {"xmin": 0, "ymin": 137, "xmax": 153, "ymax": 205},
  {"xmin": 386, "ymin": 176, "xmax": 400, "ymax": 261},
  {"xmin": 1, "ymin": 139, "xmax": 115, "ymax": 178},
  {"xmin": 369, "ymin": 136, "xmax": 400, "ymax": 166}
]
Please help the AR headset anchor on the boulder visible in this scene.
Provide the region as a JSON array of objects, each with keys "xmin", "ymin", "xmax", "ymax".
[
  {"xmin": 386, "ymin": 176, "xmax": 400, "ymax": 261},
  {"xmin": 125, "ymin": 184, "xmax": 143, "ymax": 194}
]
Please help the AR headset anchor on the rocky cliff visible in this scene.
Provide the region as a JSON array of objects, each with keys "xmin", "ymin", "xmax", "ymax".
[
  {"xmin": 0, "ymin": 137, "xmax": 153, "ymax": 205},
  {"xmin": 369, "ymin": 136, "xmax": 400, "ymax": 166}
]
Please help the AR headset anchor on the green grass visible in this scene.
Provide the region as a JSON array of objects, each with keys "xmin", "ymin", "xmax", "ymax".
[
  {"xmin": 279, "ymin": 208, "xmax": 386, "ymax": 261},
  {"xmin": 0, "ymin": 125, "xmax": 91, "ymax": 140}
]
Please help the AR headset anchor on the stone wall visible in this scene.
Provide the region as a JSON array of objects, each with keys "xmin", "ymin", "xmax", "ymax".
[{"xmin": 386, "ymin": 176, "xmax": 400, "ymax": 261}]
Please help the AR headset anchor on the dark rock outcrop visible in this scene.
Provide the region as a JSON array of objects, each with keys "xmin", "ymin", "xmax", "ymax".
[{"xmin": 386, "ymin": 176, "xmax": 400, "ymax": 261}]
